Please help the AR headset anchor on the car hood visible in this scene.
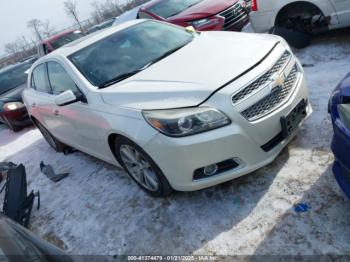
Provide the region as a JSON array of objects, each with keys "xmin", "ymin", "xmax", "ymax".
[
  {"xmin": 101, "ymin": 32, "xmax": 279, "ymax": 110},
  {"xmin": 0, "ymin": 84, "xmax": 26, "ymax": 103},
  {"xmin": 168, "ymin": 0, "xmax": 237, "ymax": 21}
]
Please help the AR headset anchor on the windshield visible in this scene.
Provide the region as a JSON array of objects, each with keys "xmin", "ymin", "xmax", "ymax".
[
  {"xmin": 69, "ymin": 21, "xmax": 194, "ymax": 87},
  {"xmin": 148, "ymin": 0, "xmax": 204, "ymax": 18},
  {"xmin": 51, "ymin": 31, "xmax": 84, "ymax": 49},
  {"xmin": 0, "ymin": 62, "xmax": 32, "ymax": 95}
]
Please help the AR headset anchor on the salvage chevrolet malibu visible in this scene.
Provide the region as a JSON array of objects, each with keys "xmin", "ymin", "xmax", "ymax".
[{"xmin": 23, "ymin": 20, "xmax": 312, "ymax": 197}]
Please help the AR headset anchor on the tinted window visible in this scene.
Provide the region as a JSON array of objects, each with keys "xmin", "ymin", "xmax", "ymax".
[
  {"xmin": 51, "ymin": 31, "xmax": 84, "ymax": 50},
  {"xmin": 0, "ymin": 62, "xmax": 32, "ymax": 95},
  {"xmin": 69, "ymin": 21, "xmax": 193, "ymax": 87},
  {"xmin": 137, "ymin": 11, "xmax": 154, "ymax": 19},
  {"xmin": 32, "ymin": 64, "xmax": 51, "ymax": 93},
  {"xmin": 47, "ymin": 62, "xmax": 78, "ymax": 94},
  {"xmin": 148, "ymin": 0, "xmax": 204, "ymax": 18}
]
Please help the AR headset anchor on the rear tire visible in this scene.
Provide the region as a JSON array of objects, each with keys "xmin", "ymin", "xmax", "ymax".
[
  {"xmin": 114, "ymin": 137, "xmax": 173, "ymax": 197},
  {"xmin": 35, "ymin": 121, "xmax": 66, "ymax": 152}
]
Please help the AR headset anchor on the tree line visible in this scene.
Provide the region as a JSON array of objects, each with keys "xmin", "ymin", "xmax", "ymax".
[{"xmin": 1, "ymin": 0, "xmax": 149, "ymax": 68}]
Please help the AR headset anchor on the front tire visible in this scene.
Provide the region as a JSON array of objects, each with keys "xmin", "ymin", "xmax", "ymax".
[{"xmin": 114, "ymin": 137, "xmax": 173, "ymax": 197}]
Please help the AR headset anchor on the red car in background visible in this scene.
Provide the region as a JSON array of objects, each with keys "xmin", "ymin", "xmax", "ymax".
[
  {"xmin": 37, "ymin": 29, "xmax": 84, "ymax": 56},
  {"xmin": 138, "ymin": 0, "xmax": 250, "ymax": 31}
]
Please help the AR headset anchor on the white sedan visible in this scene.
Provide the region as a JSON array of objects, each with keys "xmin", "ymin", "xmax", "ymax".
[{"xmin": 23, "ymin": 20, "xmax": 312, "ymax": 197}]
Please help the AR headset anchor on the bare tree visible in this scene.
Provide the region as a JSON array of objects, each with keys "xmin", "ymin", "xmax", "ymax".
[
  {"xmin": 27, "ymin": 19, "xmax": 43, "ymax": 42},
  {"xmin": 42, "ymin": 20, "xmax": 56, "ymax": 38},
  {"xmin": 64, "ymin": 0, "xmax": 83, "ymax": 32},
  {"xmin": 4, "ymin": 42, "xmax": 20, "ymax": 55},
  {"xmin": 91, "ymin": 1, "xmax": 103, "ymax": 23}
]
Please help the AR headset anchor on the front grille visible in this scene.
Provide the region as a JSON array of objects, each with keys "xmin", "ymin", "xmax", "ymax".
[
  {"xmin": 241, "ymin": 66, "xmax": 299, "ymax": 121},
  {"xmin": 232, "ymin": 51, "xmax": 291, "ymax": 104},
  {"xmin": 218, "ymin": 2, "xmax": 247, "ymax": 30}
]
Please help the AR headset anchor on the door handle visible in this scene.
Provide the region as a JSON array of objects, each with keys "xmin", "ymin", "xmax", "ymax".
[{"xmin": 54, "ymin": 110, "xmax": 60, "ymax": 116}]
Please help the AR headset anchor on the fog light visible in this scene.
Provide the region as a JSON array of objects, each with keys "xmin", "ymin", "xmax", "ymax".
[
  {"xmin": 194, "ymin": 158, "xmax": 241, "ymax": 180},
  {"xmin": 203, "ymin": 164, "xmax": 218, "ymax": 176}
]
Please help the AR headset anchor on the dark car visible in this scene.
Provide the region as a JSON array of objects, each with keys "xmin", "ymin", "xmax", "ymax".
[
  {"xmin": 0, "ymin": 214, "xmax": 71, "ymax": 261},
  {"xmin": 329, "ymin": 73, "xmax": 350, "ymax": 199},
  {"xmin": 138, "ymin": 0, "xmax": 250, "ymax": 31},
  {"xmin": 0, "ymin": 59, "xmax": 36, "ymax": 131},
  {"xmin": 86, "ymin": 18, "xmax": 116, "ymax": 34}
]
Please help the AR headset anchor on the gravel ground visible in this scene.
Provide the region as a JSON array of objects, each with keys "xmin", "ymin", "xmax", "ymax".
[{"xmin": 0, "ymin": 29, "xmax": 350, "ymax": 256}]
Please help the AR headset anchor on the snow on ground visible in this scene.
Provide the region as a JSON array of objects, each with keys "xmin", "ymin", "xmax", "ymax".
[{"xmin": 1, "ymin": 29, "xmax": 350, "ymax": 256}]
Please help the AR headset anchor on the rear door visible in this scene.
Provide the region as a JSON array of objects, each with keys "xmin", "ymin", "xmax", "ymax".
[
  {"xmin": 25, "ymin": 63, "xmax": 56, "ymax": 129},
  {"xmin": 329, "ymin": 0, "xmax": 350, "ymax": 26}
]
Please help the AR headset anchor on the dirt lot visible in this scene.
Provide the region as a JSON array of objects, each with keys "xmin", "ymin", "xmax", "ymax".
[{"xmin": 1, "ymin": 30, "xmax": 350, "ymax": 256}]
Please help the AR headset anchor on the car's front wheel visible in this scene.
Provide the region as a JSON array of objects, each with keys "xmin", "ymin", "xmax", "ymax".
[
  {"xmin": 114, "ymin": 137, "xmax": 173, "ymax": 197},
  {"xmin": 36, "ymin": 121, "xmax": 66, "ymax": 152}
]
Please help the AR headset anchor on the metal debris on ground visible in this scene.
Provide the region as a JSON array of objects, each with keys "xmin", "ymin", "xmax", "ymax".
[{"xmin": 40, "ymin": 162, "xmax": 70, "ymax": 183}]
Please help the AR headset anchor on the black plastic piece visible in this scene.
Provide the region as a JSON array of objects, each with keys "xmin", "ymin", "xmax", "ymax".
[
  {"xmin": 261, "ymin": 132, "xmax": 284, "ymax": 152},
  {"xmin": 1, "ymin": 163, "xmax": 40, "ymax": 227},
  {"xmin": 40, "ymin": 161, "xmax": 69, "ymax": 182}
]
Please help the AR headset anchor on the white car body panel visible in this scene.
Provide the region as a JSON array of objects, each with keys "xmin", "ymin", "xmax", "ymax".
[
  {"xmin": 23, "ymin": 20, "xmax": 312, "ymax": 191},
  {"xmin": 249, "ymin": 0, "xmax": 350, "ymax": 33}
]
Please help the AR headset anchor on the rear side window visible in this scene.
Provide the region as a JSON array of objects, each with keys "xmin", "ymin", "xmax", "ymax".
[
  {"xmin": 138, "ymin": 11, "xmax": 155, "ymax": 19},
  {"xmin": 31, "ymin": 64, "xmax": 51, "ymax": 93},
  {"xmin": 47, "ymin": 62, "xmax": 79, "ymax": 94}
]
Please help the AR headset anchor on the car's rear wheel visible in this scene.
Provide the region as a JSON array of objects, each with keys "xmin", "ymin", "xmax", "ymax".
[
  {"xmin": 36, "ymin": 121, "xmax": 66, "ymax": 152},
  {"xmin": 114, "ymin": 137, "xmax": 173, "ymax": 197}
]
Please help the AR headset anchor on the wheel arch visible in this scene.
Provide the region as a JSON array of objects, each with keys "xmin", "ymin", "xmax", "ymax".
[{"xmin": 275, "ymin": 1, "xmax": 325, "ymax": 25}]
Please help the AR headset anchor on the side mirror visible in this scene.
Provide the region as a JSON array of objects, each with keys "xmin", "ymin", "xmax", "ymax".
[{"xmin": 54, "ymin": 90, "xmax": 78, "ymax": 106}]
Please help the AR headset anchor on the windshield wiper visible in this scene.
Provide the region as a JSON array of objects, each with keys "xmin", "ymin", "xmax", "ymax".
[
  {"xmin": 98, "ymin": 44, "xmax": 188, "ymax": 89},
  {"xmin": 142, "ymin": 44, "xmax": 188, "ymax": 69},
  {"xmin": 98, "ymin": 69, "xmax": 144, "ymax": 88}
]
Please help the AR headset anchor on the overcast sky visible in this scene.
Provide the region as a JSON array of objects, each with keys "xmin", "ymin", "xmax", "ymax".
[{"xmin": 0, "ymin": 0, "xmax": 95, "ymax": 55}]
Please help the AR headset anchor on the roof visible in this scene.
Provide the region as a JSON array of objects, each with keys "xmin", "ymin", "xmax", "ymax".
[
  {"xmin": 41, "ymin": 29, "xmax": 79, "ymax": 44},
  {"xmin": 141, "ymin": 0, "xmax": 162, "ymax": 9},
  {"xmin": 42, "ymin": 19, "xmax": 144, "ymax": 58},
  {"xmin": 0, "ymin": 59, "xmax": 34, "ymax": 74}
]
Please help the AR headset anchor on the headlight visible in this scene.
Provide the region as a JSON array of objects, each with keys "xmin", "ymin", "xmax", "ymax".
[
  {"xmin": 143, "ymin": 107, "xmax": 231, "ymax": 137},
  {"xmin": 190, "ymin": 17, "xmax": 220, "ymax": 29},
  {"xmin": 338, "ymin": 103, "xmax": 350, "ymax": 130},
  {"xmin": 3, "ymin": 102, "xmax": 25, "ymax": 111}
]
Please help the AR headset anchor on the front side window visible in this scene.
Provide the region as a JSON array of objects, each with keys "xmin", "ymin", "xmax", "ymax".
[
  {"xmin": 137, "ymin": 11, "xmax": 155, "ymax": 19},
  {"xmin": 69, "ymin": 21, "xmax": 194, "ymax": 88},
  {"xmin": 47, "ymin": 62, "xmax": 79, "ymax": 94},
  {"xmin": 32, "ymin": 64, "xmax": 51, "ymax": 93},
  {"xmin": 147, "ymin": 0, "xmax": 204, "ymax": 18}
]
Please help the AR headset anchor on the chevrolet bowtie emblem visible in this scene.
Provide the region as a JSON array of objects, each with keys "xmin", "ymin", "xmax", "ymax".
[{"xmin": 269, "ymin": 73, "xmax": 285, "ymax": 93}]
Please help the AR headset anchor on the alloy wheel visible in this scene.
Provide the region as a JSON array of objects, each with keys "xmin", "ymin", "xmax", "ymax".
[{"xmin": 119, "ymin": 144, "xmax": 159, "ymax": 192}]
